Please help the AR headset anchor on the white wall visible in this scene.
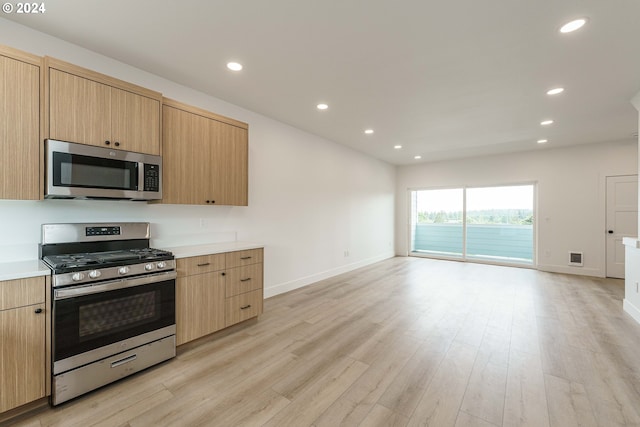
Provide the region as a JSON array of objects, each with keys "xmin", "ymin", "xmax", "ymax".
[
  {"xmin": 396, "ymin": 140, "xmax": 638, "ymax": 277},
  {"xmin": 0, "ymin": 19, "xmax": 396, "ymax": 297}
]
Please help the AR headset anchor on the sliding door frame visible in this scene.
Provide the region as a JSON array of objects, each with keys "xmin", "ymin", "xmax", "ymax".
[{"xmin": 407, "ymin": 181, "xmax": 538, "ymax": 269}]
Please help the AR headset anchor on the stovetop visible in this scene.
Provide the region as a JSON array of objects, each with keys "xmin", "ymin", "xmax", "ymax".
[
  {"xmin": 43, "ymin": 248, "xmax": 174, "ymax": 273},
  {"xmin": 40, "ymin": 223, "xmax": 177, "ymax": 285}
]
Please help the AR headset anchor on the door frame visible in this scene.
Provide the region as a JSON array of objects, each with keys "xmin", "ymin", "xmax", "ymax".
[
  {"xmin": 605, "ymin": 174, "xmax": 638, "ymax": 278},
  {"xmin": 407, "ymin": 181, "xmax": 538, "ymax": 268}
]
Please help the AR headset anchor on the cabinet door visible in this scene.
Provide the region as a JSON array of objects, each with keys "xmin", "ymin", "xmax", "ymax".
[
  {"xmin": 209, "ymin": 120, "xmax": 248, "ymax": 206},
  {"xmin": 221, "ymin": 124, "xmax": 248, "ymax": 206},
  {"xmin": 162, "ymin": 105, "xmax": 212, "ymax": 205},
  {"xmin": 0, "ymin": 303, "xmax": 46, "ymax": 413},
  {"xmin": 49, "ymin": 69, "xmax": 111, "ymax": 148},
  {"xmin": 111, "ymin": 87, "xmax": 160, "ymax": 155},
  {"xmin": 176, "ymin": 272, "xmax": 225, "ymax": 345},
  {"xmin": 0, "ymin": 53, "xmax": 40, "ymax": 200}
]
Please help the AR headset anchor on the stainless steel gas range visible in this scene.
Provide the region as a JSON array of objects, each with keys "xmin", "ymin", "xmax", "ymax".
[{"xmin": 40, "ymin": 222, "xmax": 177, "ymax": 405}]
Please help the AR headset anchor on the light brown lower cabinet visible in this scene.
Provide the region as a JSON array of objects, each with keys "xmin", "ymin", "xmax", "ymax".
[
  {"xmin": 224, "ymin": 253, "xmax": 264, "ymax": 327},
  {"xmin": 175, "ymin": 248, "xmax": 264, "ymax": 346},
  {"xmin": 0, "ymin": 277, "xmax": 46, "ymax": 413},
  {"xmin": 176, "ymin": 271, "xmax": 225, "ymax": 345}
]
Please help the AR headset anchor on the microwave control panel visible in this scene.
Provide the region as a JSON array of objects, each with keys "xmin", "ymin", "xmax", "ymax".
[{"xmin": 143, "ymin": 164, "xmax": 160, "ymax": 192}]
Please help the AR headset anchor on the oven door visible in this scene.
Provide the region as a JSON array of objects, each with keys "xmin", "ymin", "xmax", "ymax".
[{"xmin": 52, "ymin": 271, "xmax": 176, "ymax": 375}]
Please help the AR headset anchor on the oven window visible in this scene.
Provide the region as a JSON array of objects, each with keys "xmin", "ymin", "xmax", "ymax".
[
  {"xmin": 54, "ymin": 279, "xmax": 175, "ymax": 362},
  {"xmin": 79, "ymin": 291, "xmax": 160, "ymax": 341},
  {"xmin": 54, "ymin": 152, "xmax": 137, "ymax": 190}
]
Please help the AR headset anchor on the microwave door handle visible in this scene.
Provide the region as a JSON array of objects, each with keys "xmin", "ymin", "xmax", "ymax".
[{"xmin": 138, "ymin": 161, "xmax": 144, "ymax": 191}]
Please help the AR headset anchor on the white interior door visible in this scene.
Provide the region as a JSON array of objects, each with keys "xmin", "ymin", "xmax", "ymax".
[{"xmin": 606, "ymin": 175, "xmax": 638, "ymax": 278}]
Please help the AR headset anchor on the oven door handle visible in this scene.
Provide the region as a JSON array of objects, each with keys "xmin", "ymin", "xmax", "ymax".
[{"xmin": 54, "ymin": 271, "xmax": 177, "ymax": 300}]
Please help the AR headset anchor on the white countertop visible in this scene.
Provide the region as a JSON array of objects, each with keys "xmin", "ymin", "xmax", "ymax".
[
  {"xmin": 0, "ymin": 241, "xmax": 264, "ymax": 282},
  {"xmin": 162, "ymin": 241, "xmax": 264, "ymax": 259},
  {"xmin": 0, "ymin": 259, "xmax": 51, "ymax": 282}
]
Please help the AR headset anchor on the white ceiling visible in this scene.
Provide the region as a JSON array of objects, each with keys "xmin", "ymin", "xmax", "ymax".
[{"xmin": 6, "ymin": 0, "xmax": 640, "ymax": 165}]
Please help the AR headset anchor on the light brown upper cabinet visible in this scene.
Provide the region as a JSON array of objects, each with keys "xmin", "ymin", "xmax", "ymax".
[
  {"xmin": 162, "ymin": 98, "xmax": 248, "ymax": 206},
  {"xmin": 45, "ymin": 57, "xmax": 161, "ymax": 155},
  {"xmin": 0, "ymin": 45, "xmax": 41, "ymax": 200}
]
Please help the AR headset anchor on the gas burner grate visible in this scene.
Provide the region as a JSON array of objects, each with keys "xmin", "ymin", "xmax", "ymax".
[{"xmin": 43, "ymin": 248, "xmax": 174, "ymax": 271}]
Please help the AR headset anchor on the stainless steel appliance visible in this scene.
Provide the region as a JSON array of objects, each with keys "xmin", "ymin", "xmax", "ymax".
[
  {"xmin": 45, "ymin": 139, "xmax": 162, "ymax": 200},
  {"xmin": 40, "ymin": 223, "xmax": 176, "ymax": 405}
]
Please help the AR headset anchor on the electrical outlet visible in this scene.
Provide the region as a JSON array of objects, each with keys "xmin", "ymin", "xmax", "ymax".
[
  {"xmin": 199, "ymin": 218, "xmax": 208, "ymax": 228},
  {"xmin": 344, "ymin": 250, "xmax": 349, "ymax": 257}
]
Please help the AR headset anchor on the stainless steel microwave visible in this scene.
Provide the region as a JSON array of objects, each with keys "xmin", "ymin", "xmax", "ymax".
[{"xmin": 45, "ymin": 139, "xmax": 162, "ymax": 201}]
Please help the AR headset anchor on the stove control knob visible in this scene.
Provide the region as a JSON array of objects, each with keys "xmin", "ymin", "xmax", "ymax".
[
  {"xmin": 72, "ymin": 272, "xmax": 85, "ymax": 282},
  {"xmin": 157, "ymin": 261, "xmax": 166, "ymax": 269},
  {"xmin": 89, "ymin": 270, "xmax": 101, "ymax": 279},
  {"xmin": 118, "ymin": 266, "xmax": 130, "ymax": 275},
  {"xmin": 145, "ymin": 263, "xmax": 155, "ymax": 271}
]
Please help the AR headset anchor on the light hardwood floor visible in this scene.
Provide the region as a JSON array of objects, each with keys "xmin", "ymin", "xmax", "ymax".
[{"xmin": 6, "ymin": 257, "xmax": 640, "ymax": 427}]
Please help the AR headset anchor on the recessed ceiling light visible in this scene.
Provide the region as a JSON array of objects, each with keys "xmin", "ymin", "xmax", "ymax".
[
  {"xmin": 414, "ymin": 155, "xmax": 422, "ymax": 160},
  {"xmin": 226, "ymin": 62, "xmax": 243, "ymax": 71},
  {"xmin": 546, "ymin": 87, "xmax": 564, "ymax": 95},
  {"xmin": 540, "ymin": 119, "xmax": 554, "ymax": 126},
  {"xmin": 316, "ymin": 103, "xmax": 328, "ymax": 110},
  {"xmin": 364, "ymin": 129, "xmax": 374, "ymax": 135},
  {"xmin": 560, "ymin": 18, "xmax": 587, "ymax": 33},
  {"xmin": 537, "ymin": 139, "xmax": 548, "ymax": 144},
  {"xmin": 394, "ymin": 145, "xmax": 402, "ymax": 149}
]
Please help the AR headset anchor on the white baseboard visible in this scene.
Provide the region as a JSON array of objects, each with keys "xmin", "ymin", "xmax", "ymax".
[
  {"xmin": 264, "ymin": 251, "xmax": 395, "ymax": 298},
  {"xmin": 264, "ymin": 257, "xmax": 611, "ymax": 299},
  {"xmin": 624, "ymin": 299, "xmax": 640, "ymax": 325},
  {"xmin": 537, "ymin": 263, "xmax": 604, "ymax": 278}
]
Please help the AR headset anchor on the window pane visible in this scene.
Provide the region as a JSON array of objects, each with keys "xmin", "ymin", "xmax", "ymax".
[
  {"xmin": 411, "ymin": 188, "xmax": 463, "ymax": 258},
  {"xmin": 466, "ymin": 185, "xmax": 534, "ymax": 264}
]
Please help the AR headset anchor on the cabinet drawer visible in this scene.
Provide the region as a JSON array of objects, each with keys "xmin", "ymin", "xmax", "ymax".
[
  {"xmin": 225, "ymin": 264, "xmax": 263, "ymax": 297},
  {"xmin": 176, "ymin": 254, "xmax": 225, "ymax": 277},
  {"xmin": 0, "ymin": 277, "xmax": 45, "ymax": 311},
  {"xmin": 225, "ymin": 289, "xmax": 263, "ymax": 327},
  {"xmin": 225, "ymin": 248, "xmax": 263, "ymax": 269}
]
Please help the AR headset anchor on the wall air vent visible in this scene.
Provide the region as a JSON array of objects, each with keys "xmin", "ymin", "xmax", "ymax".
[{"xmin": 569, "ymin": 251, "xmax": 583, "ymax": 266}]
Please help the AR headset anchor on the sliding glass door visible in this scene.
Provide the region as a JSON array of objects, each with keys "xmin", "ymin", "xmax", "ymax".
[
  {"xmin": 410, "ymin": 184, "xmax": 535, "ymax": 266},
  {"xmin": 410, "ymin": 188, "xmax": 464, "ymax": 259},
  {"xmin": 466, "ymin": 185, "xmax": 534, "ymax": 263}
]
